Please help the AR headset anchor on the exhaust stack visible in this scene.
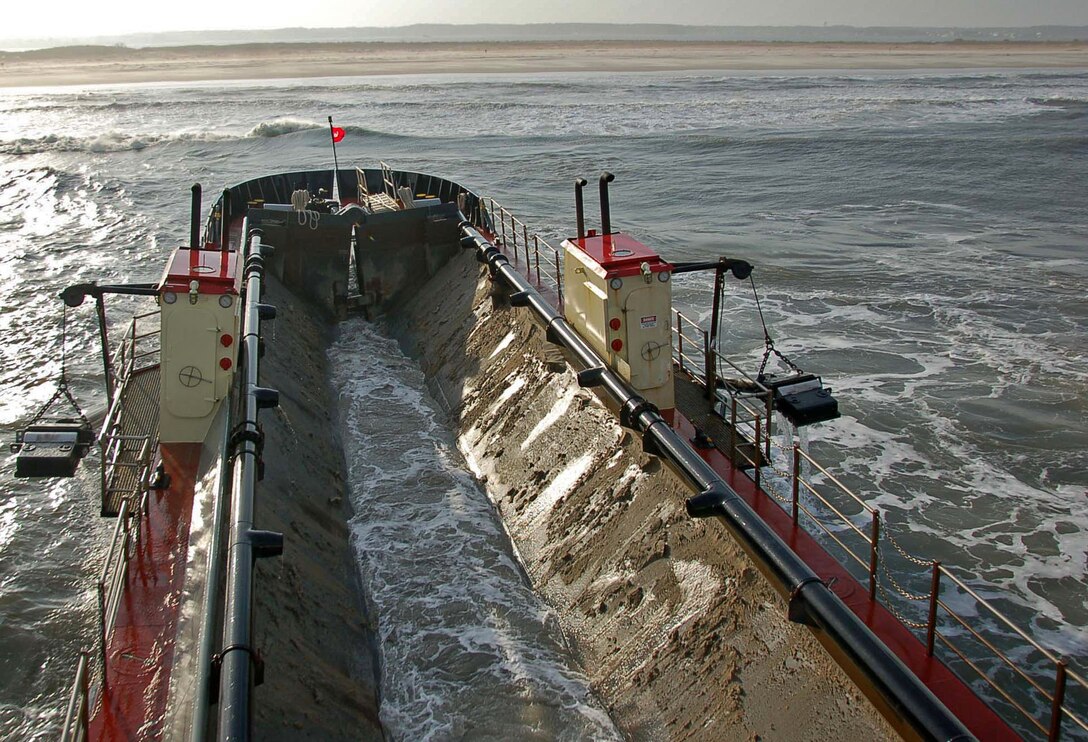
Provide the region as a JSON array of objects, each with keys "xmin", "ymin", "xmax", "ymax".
[
  {"xmin": 574, "ymin": 177, "xmax": 588, "ymax": 238},
  {"xmin": 190, "ymin": 184, "xmax": 201, "ymax": 248},
  {"xmin": 599, "ymin": 171, "xmax": 615, "ymax": 235}
]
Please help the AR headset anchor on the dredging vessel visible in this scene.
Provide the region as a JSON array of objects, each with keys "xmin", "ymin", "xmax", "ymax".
[{"xmin": 17, "ymin": 163, "xmax": 1085, "ymax": 740}]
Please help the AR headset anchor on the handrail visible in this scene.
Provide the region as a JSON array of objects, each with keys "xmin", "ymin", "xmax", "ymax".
[
  {"xmin": 60, "ymin": 489, "xmax": 150, "ymax": 742},
  {"xmin": 379, "ymin": 161, "xmax": 397, "ymax": 200},
  {"xmin": 59, "ymin": 652, "xmax": 90, "ymax": 742},
  {"xmin": 475, "ymin": 197, "xmax": 564, "ymax": 302},
  {"xmin": 674, "ymin": 308, "xmax": 1087, "ymax": 739}
]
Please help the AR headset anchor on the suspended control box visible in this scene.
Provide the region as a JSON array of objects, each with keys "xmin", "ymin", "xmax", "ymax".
[
  {"xmin": 11, "ymin": 420, "xmax": 95, "ymax": 478},
  {"xmin": 562, "ymin": 232, "xmax": 675, "ymax": 412},
  {"xmin": 762, "ymin": 373, "xmax": 840, "ymax": 427}
]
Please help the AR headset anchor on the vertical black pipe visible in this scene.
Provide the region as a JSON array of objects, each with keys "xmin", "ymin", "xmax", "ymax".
[
  {"xmin": 599, "ymin": 171, "xmax": 615, "ymax": 235},
  {"xmin": 190, "ymin": 184, "xmax": 202, "ymax": 249},
  {"xmin": 95, "ymin": 294, "xmax": 113, "ymax": 406},
  {"xmin": 220, "ymin": 190, "xmax": 231, "ymax": 252},
  {"xmin": 574, "ymin": 177, "xmax": 587, "ymax": 238},
  {"xmin": 706, "ymin": 260, "xmax": 725, "ymax": 399},
  {"xmin": 218, "ymin": 227, "xmax": 282, "ymax": 741}
]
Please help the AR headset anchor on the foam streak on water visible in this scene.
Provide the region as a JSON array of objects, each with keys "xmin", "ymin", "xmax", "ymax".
[{"xmin": 330, "ymin": 319, "xmax": 618, "ymax": 741}]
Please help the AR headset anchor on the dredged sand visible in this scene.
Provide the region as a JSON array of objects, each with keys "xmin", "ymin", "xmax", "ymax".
[{"xmin": 1, "ymin": 40, "xmax": 1087, "ymax": 87}]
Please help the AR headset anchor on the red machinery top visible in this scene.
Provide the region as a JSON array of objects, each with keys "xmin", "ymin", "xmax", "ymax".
[
  {"xmin": 567, "ymin": 232, "xmax": 673, "ymax": 278},
  {"xmin": 159, "ymin": 246, "xmax": 239, "ymax": 295}
]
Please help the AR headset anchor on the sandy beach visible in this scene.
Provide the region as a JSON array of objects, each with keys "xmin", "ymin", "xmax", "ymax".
[{"xmin": 2, "ymin": 40, "xmax": 1087, "ymax": 87}]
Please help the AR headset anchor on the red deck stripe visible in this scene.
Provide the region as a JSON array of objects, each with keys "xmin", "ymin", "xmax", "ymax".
[
  {"xmin": 671, "ymin": 412, "xmax": 1019, "ymax": 740},
  {"xmin": 88, "ymin": 443, "xmax": 200, "ymax": 741}
]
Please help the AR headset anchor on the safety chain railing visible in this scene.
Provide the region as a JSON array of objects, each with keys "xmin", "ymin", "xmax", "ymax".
[
  {"xmin": 673, "ymin": 311, "xmax": 708, "ymax": 382},
  {"xmin": 674, "ymin": 308, "xmax": 1088, "ymax": 740}
]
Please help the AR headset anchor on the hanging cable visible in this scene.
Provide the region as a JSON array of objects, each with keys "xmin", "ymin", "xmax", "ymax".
[
  {"xmin": 27, "ymin": 303, "xmax": 91, "ymax": 428},
  {"xmin": 749, "ymin": 275, "xmax": 803, "ymax": 381}
]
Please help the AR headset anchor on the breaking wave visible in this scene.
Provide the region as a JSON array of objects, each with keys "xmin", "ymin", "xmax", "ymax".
[{"xmin": 0, "ymin": 129, "xmax": 234, "ymax": 155}]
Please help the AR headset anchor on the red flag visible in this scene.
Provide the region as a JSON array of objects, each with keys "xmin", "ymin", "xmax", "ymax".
[{"xmin": 331, "ymin": 126, "xmax": 345, "ymax": 143}]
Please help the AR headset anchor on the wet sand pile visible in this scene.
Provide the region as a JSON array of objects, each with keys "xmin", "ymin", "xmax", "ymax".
[
  {"xmin": 387, "ymin": 252, "xmax": 897, "ymax": 740},
  {"xmin": 248, "ymin": 274, "xmax": 383, "ymax": 740}
]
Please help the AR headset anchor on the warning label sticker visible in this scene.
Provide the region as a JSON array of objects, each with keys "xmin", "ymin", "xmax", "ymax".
[{"xmin": 640, "ymin": 315, "xmax": 657, "ymax": 329}]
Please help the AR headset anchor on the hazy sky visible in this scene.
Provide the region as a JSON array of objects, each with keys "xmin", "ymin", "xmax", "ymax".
[{"xmin": 5, "ymin": 0, "xmax": 1088, "ymax": 40}]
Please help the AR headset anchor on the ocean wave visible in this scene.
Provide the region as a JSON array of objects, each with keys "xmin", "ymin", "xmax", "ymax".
[
  {"xmin": 245, "ymin": 117, "xmax": 324, "ymax": 138},
  {"xmin": 0, "ymin": 129, "xmax": 234, "ymax": 155}
]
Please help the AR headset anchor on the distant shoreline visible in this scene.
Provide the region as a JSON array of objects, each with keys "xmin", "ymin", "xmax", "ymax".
[{"xmin": 2, "ymin": 40, "xmax": 1087, "ymax": 88}]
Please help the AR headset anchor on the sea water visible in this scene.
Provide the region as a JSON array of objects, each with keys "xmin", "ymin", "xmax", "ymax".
[{"xmin": 0, "ymin": 69, "xmax": 1086, "ymax": 738}]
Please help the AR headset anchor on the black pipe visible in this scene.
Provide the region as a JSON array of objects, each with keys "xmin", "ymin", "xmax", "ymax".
[
  {"xmin": 220, "ymin": 189, "xmax": 231, "ymax": 252},
  {"xmin": 191, "ymin": 184, "xmax": 202, "ymax": 249},
  {"xmin": 217, "ymin": 225, "xmax": 283, "ymax": 741},
  {"xmin": 574, "ymin": 178, "xmax": 588, "ymax": 239},
  {"xmin": 672, "ymin": 259, "xmax": 753, "ymax": 279},
  {"xmin": 457, "ymin": 217, "xmax": 975, "ymax": 742},
  {"xmin": 598, "ymin": 171, "xmax": 615, "ymax": 235}
]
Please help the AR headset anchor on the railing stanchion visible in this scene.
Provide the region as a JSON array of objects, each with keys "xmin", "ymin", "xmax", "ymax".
[
  {"xmin": 730, "ymin": 397, "xmax": 737, "ymax": 459},
  {"xmin": 868, "ymin": 512, "xmax": 880, "ymax": 600},
  {"xmin": 676, "ymin": 311, "xmax": 685, "ymax": 374},
  {"xmin": 764, "ymin": 393, "xmax": 773, "ymax": 460},
  {"xmin": 753, "ymin": 414, "xmax": 762, "ymax": 489},
  {"xmin": 554, "ymin": 251, "xmax": 562, "ymax": 306},
  {"xmin": 926, "ymin": 561, "xmax": 941, "ymax": 656},
  {"xmin": 97, "ymin": 582, "xmax": 108, "ymax": 682},
  {"xmin": 791, "ymin": 445, "xmax": 801, "ymax": 524},
  {"xmin": 534, "ymin": 235, "xmax": 541, "ymax": 285},
  {"xmin": 500, "ymin": 209, "xmax": 508, "ymax": 256},
  {"xmin": 1049, "ymin": 660, "xmax": 1068, "ymax": 741},
  {"xmin": 702, "ymin": 329, "xmax": 711, "ymax": 389}
]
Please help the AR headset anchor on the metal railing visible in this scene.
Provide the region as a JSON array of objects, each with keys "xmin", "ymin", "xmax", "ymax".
[
  {"xmin": 60, "ymin": 489, "xmax": 151, "ymax": 741},
  {"xmin": 59, "ymin": 652, "xmax": 90, "ymax": 742},
  {"xmin": 473, "ymin": 198, "xmax": 563, "ymax": 302},
  {"xmin": 98, "ymin": 310, "xmax": 159, "ymax": 513},
  {"xmin": 674, "ymin": 309, "xmax": 1088, "ymax": 740},
  {"xmin": 60, "ymin": 310, "xmax": 160, "ymax": 741}
]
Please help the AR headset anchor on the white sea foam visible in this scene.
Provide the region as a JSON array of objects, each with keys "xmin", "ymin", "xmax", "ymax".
[{"xmin": 331, "ymin": 319, "xmax": 619, "ymax": 741}]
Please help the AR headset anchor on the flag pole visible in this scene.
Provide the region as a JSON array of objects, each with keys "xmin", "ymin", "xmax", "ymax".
[{"xmin": 328, "ymin": 116, "xmax": 341, "ymax": 203}]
